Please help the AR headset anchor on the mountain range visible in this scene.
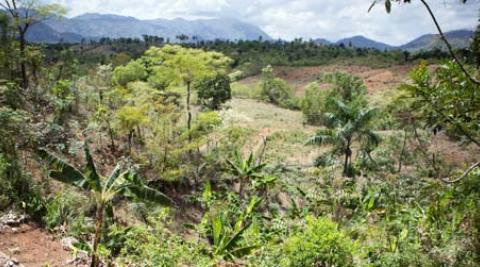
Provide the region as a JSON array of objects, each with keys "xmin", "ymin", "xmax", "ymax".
[
  {"xmin": 318, "ymin": 29, "xmax": 474, "ymax": 51},
  {"xmin": 24, "ymin": 13, "xmax": 474, "ymax": 52},
  {"xmin": 26, "ymin": 13, "xmax": 271, "ymax": 43}
]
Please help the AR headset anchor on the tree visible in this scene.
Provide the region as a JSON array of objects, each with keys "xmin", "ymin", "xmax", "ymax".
[
  {"xmin": 112, "ymin": 60, "xmax": 147, "ymax": 87},
  {"xmin": 114, "ymin": 105, "xmax": 149, "ymax": 155},
  {"xmin": 38, "ymin": 144, "xmax": 174, "ymax": 267},
  {"xmin": 399, "ymin": 61, "xmax": 480, "ymax": 181},
  {"xmin": 307, "ymin": 99, "xmax": 380, "ymax": 177},
  {"xmin": 194, "ymin": 73, "xmax": 232, "ymax": 110},
  {"xmin": 142, "ymin": 45, "xmax": 232, "ymax": 141},
  {"xmin": 0, "ymin": 0, "xmax": 65, "ymax": 88},
  {"xmin": 225, "ymin": 151, "xmax": 266, "ymax": 200}
]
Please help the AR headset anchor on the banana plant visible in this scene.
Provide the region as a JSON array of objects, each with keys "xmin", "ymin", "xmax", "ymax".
[
  {"xmin": 208, "ymin": 197, "xmax": 261, "ymax": 260},
  {"xmin": 38, "ymin": 144, "xmax": 174, "ymax": 267},
  {"xmin": 225, "ymin": 151, "xmax": 267, "ymax": 200}
]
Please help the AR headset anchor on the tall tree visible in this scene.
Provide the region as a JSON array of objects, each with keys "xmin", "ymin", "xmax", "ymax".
[
  {"xmin": 0, "ymin": 0, "xmax": 65, "ymax": 88},
  {"xmin": 143, "ymin": 45, "xmax": 232, "ymax": 140}
]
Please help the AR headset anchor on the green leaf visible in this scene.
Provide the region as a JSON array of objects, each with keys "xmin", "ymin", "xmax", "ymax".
[
  {"xmin": 37, "ymin": 149, "xmax": 89, "ymax": 190},
  {"xmin": 104, "ymin": 164, "xmax": 123, "ymax": 190},
  {"xmin": 83, "ymin": 143, "xmax": 101, "ymax": 191},
  {"xmin": 223, "ymin": 221, "xmax": 252, "ymax": 253},
  {"xmin": 126, "ymin": 184, "xmax": 175, "ymax": 206},
  {"xmin": 230, "ymin": 244, "xmax": 259, "ymax": 258}
]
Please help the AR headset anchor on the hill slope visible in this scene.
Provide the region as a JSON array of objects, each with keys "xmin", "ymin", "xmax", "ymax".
[
  {"xmin": 400, "ymin": 30, "xmax": 473, "ymax": 51},
  {"xmin": 336, "ymin": 36, "xmax": 393, "ymax": 50}
]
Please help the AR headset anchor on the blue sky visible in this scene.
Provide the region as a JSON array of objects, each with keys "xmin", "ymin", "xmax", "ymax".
[{"xmin": 50, "ymin": 0, "xmax": 480, "ymax": 45}]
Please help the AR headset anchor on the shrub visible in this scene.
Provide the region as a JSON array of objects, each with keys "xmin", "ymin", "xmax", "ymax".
[
  {"xmin": 301, "ymin": 82, "xmax": 331, "ymax": 125},
  {"xmin": 112, "ymin": 60, "xmax": 147, "ymax": 87},
  {"xmin": 259, "ymin": 65, "xmax": 297, "ymax": 109},
  {"xmin": 43, "ymin": 190, "xmax": 90, "ymax": 232},
  {"xmin": 195, "ymin": 74, "xmax": 232, "ymax": 110},
  {"xmin": 281, "ymin": 216, "xmax": 358, "ymax": 267}
]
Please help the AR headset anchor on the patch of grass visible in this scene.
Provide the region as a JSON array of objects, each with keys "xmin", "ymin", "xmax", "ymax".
[{"xmin": 231, "ymin": 82, "xmax": 261, "ymax": 99}]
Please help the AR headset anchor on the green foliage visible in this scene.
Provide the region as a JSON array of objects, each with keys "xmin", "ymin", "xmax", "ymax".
[
  {"xmin": 38, "ymin": 144, "xmax": 174, "ymax": 266},
  {"xmin": 112, "ymin": 60, "xmax": 147, "ymax": 86},
  {"xmin": 282, "ymin": 216, "xmax": 358, "ymax": 267},
  {"xmin": 400, "ymin": 61, "xmax": 480, "ymax": 146},
  {"xmin": 225, "ymin": 151, "xmax": 267, "ymax": 200},
  {"xmin": 307, "ymin": 99, "xmax": 380, "ymax": 176},
  {"xmin": 259, "ymin": 65, "xmax": 298, "ymax": 109},
  {"xmin": 117, "ymin": 212, "xmax": 210, "ymax": 267},
  {"xmin": 195, "ymin": 73, "xmax": 232, "ymax": 110},
  {"xmin": 43, "ymin": 190, "xmax": 91, "ymax": 234},
  {"xmin": 205, "ymin": 197, "xmax": 261, "ymax": 260},
  {"xmin": 50, "ymin": 80, "xmax": 75, "ymax": 123},
  {"xmin": 301, "ymin": 82, "xmax": 331, "ymax": 125}
]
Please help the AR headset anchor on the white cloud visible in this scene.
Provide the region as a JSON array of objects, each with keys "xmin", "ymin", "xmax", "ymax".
[{"xmin": 50, "ymin": 0, "xmax": 480, "ymax": 45}]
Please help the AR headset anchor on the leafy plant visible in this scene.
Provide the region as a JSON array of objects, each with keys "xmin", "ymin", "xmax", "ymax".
[
  {"xmin": 206, "ymin": 197, "xmax": 261, "ymax": 260},
  {"xmin": 225, "ymin": 151, "xmax": 267, "ymax": 200},
  {"xmin": 282, "ymin": 216, "xmax": 359, "ymax": 267},
  {"xmin": 38, "ymin": 143, "xmax": 174, "ymax": 267},
  {"xmin": 307, "ymin": 99, "xmax": 380, "ymax": 177},
  {"xmin": 195, "ymin": 73, "xmax": 232, "ymax": 110}
]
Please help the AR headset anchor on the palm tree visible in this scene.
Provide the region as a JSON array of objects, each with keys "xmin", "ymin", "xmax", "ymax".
[
  {"xmin": 307, "ymin": 99, "xmax": 380, "ymax": 177},
  {"xmin": 225, "ymin": 151, "xmax": 266, "ymax": 200},
  {"xmin": 38, "ymin": 144, "xmax": 174, "ymax": 267}
]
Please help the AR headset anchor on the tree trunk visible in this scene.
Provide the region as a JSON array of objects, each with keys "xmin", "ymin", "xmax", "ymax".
[
  {"xmin": 19, "ymin": 31, "xmax": 28, "ymax": 89},
  {"xmin": 343, "ymin": 140, "xmax": 352, "ymax": 177},
  {"xmin": 127, "ymin": 129, "xmax": 134, "ymax": 156},
  {"xmin": 107, "ymin": 121, "xmax": 116, "ymax": 154},
  {"xmin": 91, "ymin": 202, "xmax": 105, "ymax": 267},
  {"xmin": 186, "ymin": 81, "xmax": 192, "ymax": 142},
  {"xmin": 239, "ymin": 177, "xmax": 245, "ymax": 201},
  {"xmin": 398, "ymin": 130, "xmax": 408, "ymax": 173},
  {"xmin": 343, "ymin": 152, "xmax": 349, "ymax": 177}
]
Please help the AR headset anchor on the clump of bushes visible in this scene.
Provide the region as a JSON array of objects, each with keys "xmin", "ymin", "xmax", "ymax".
[
  {"xmin": 281, "ymin": 216, "xmax": 359, "ymax": 267},
  {"xmin": 259, "ymin": 65, "xmax": 299, "ymax": 110}
]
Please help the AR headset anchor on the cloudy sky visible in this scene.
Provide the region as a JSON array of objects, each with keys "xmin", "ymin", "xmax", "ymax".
[{"xmin": 50, "ymin": 0, "xmax": 480, "ymax": 45}]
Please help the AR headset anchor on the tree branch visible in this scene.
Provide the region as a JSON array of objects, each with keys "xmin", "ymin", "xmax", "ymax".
[
  {"xmin": 419, "ymin": 0, "xmax": 480, "ymax": 85},
  {"xmin": 442, "ymin": 161, "xmax": 480, "ymax": 183}
]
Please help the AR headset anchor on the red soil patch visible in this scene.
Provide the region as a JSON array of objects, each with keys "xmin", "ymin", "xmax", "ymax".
[
  {"xmin": 0, "ymin": 223, "xmax": 75, "ymax": 267},
  {"xmin": 240, "ymin": 64, "xmax": 413, "ymax": 96}
]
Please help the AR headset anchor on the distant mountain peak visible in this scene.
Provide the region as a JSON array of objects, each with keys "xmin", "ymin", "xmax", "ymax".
[{"xmin": 336, "ymin": 35, "xmax": 393, "ymax": 50}]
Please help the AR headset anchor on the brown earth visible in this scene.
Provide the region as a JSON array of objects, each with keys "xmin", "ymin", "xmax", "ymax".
[
  {"xmin": 239, "ymin": 64, "xmax": 414, "ymax": 96},
  {"xmin": 0, "ymin": 223, "xmax": 76, "ymax": 267}
]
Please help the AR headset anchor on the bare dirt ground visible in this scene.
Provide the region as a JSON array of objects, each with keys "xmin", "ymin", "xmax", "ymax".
[
  {"xmin": 0, "ymin": 223, "xmax": 76, "ymax": 267},
  {"xmin": 239, "ymin": 64, "xmax": 414, "ymax": 96}
]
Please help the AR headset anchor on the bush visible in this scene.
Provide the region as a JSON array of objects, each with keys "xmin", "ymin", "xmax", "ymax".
[
  {"xmin": 259, "ymin": 65, "xmax": 297, "ymax": 109},
  {"xmin": 281, "ymin": 216, "xmax": 358, "ymax": 267},
  {"xmin": 301, "ymin": 82, "xmax": 331, "ymax": 125},
  {"xmin": 112, "ymin": 60, "xmax": 147, "ymax": 87},
  {"xmin": 43, "ymin": 190, "xmax": 90, "ymax": 232},
  {"xmin": 195, "ymin": 74, "xmax": 232, "ymax": 110}
]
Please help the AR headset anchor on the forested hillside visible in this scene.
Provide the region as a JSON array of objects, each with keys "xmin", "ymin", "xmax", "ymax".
[{"xmin": 0, "ymin": 0, "xmax": 479, "ymax": 266}]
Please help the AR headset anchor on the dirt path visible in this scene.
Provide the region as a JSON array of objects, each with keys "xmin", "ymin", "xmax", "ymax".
[{"xmin": 0, "ymin": 223, "xmax": 76, "ymax": 267}]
